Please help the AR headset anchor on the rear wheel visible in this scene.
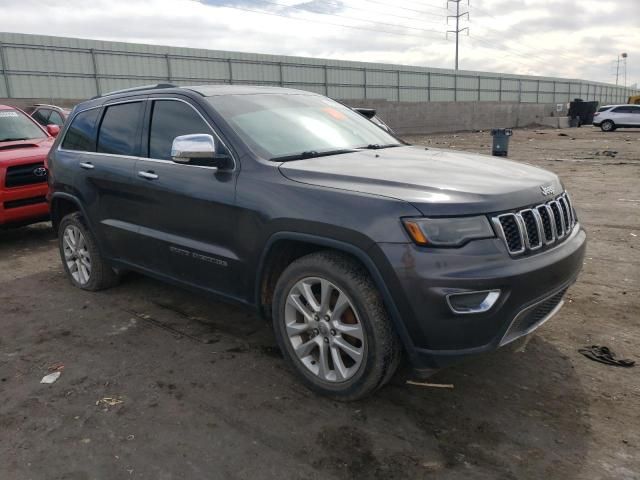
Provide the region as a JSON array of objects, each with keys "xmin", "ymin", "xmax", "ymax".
[
  {"xmin": 272, "ymin": 251, "xmax": 401, "ymax": 401},
  {"xmin": 58, "ymin": 212, "xmax": 119, "ymax": 291},
  {"xmin": 600, "ymin": 120, "xmax": 615, "ymax": 132}
]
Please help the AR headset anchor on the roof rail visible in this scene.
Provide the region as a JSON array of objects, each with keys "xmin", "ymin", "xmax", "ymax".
[
  {"xmin": 92, "ymin": 83, "xmax": 178, "ymax": 100},
  {"xmin": 34, "ymin": 103, "xmax": 64, "ymax": 109}
]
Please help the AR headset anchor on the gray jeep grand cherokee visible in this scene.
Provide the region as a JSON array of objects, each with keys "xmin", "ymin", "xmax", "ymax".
[{"xmin": 47, "ymin": 84, "xmax": 586, "ymax": 400}]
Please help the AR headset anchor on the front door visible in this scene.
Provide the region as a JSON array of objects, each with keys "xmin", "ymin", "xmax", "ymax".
[{"xmin": 131, "ymin": 98, "xmax": 243, "ymax": 299}]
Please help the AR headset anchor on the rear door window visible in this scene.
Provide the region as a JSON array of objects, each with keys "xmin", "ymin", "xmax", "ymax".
[
  {"xmin": 61, "ymin": 108, "xmax": 100, "ymax": 151},
  {"xmin": 612, "ymin": 106, "xmax": 631, "ymax": 113},
  {"xmin": 97, "ymin": 102, "xmax": 144, "ymax": 156}
]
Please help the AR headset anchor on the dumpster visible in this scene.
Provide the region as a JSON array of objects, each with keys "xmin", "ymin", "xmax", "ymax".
[
  {"xmin": 568, "ymin": 98, "xmax": 599, "ymax": 126},
  {"xmin": 490, "ymin": 128, "xmax": 513, "ymax": 156}
]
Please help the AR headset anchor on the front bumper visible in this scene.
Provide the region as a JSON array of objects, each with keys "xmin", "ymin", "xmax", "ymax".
[
  {"xmin": 0, "ymin": 183, "xmax": 50, "ymax": 226},
  {"xmin": 371, "ymin": 224, "xmax": 586, "ymax": 372}
]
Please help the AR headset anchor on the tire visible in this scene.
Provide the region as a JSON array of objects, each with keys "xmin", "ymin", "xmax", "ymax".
[
  {"xmin": 600, "ymin": 120, "xmax": 615, "ymax": 132},
  {"xmin": 58, "ymin": 212, "xmax": 119, "ymax": 291},
  {"xmin": 272, "ymin": 251, "xmax": 401, "ymax": 401}
]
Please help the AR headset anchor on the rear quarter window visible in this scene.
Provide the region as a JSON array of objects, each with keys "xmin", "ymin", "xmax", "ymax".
[{"xmin": 62, "ymin": 108, "xmax": 100, "ymax": 151}]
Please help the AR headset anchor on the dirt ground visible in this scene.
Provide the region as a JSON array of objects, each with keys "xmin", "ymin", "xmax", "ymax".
[{"xmin": 1, "ymin": 126, "xmax": 638, "ymax": 480}]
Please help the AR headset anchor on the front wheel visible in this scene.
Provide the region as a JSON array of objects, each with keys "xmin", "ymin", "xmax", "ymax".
[
  {"xmin": 272, "ymin": 251, "xmax": 401, "ymax": 401},
  {"xmin": 600, "ymin": 120, "xmax": 615, "ymax": 132}
]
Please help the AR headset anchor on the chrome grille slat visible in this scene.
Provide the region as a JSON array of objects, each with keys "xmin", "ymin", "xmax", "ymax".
[{"xmin": 493, "ymin": 193, "xmax": 576, "ymax": 256}]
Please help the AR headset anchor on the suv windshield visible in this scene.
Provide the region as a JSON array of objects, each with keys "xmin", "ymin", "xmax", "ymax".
[
  {"xmin": 207, "ymin": 93, "xmax": 401, "ymax": 160},
  {"xmin": 0, "ymin": 110, "xmax": 46, "ymax": 142}
]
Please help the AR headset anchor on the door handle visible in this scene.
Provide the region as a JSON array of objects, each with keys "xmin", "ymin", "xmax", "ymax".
[
  {"xmin": 138, "ymin": 170, "xmax": 159, "ymax": 180},
  {"xmin": 79, "ymin": 162, "xmax": 94, "ymax": 170}
]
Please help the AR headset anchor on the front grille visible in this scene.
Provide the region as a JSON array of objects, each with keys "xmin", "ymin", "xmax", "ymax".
[
  {"xmin": 4, "ymin": 162, "xmax": 48, "ymax": 188},
  {"xmin": 493, "ymin": 192, "xmax": 576, "ymax": 256},
  {"xmin": 498, "ymin": 215, "xmax": 523, "ymax": 253},
  {"xmin": 4, "ymin": 195, "xmax": 47, "ymax": 209},
  {"xmin": 501, "ymin": 288, "xmax": 567, "ymax": 345}
]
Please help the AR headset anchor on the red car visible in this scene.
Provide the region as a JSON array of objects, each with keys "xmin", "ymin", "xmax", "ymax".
[{"xmin": 0, "ymin": 105, "xmax": 59, "ymax": 227}]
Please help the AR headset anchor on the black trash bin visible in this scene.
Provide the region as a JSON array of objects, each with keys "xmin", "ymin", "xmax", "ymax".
[{"xmin": 490, "ymin": 128, "xmax": 513, "ymax": 157}]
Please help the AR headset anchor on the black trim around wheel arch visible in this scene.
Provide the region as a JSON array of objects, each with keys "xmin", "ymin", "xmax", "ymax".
[
  {"xmin": 49, "ymin": 192, "xmax": 94, "ymax": 231},
  {"xmin": 255, "ymin": 232, "xmax": 416, "ymax": 355}
]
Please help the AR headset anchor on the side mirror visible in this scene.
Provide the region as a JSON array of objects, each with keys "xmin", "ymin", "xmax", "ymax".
[
  {"xmin": 46, "ymin": 124, "xmax": 60, "ymax": 137},
  {"xmin": 171, "ymin": 134, "xmax": 216, "ymax": 164}
]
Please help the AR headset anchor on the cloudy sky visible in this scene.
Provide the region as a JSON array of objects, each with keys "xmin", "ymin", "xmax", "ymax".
[{"xmin": 3, "ymin": 0, "xmax": 638, "ymax": 86}]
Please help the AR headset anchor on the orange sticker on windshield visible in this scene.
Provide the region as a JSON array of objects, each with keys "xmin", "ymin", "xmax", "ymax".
[{"xmin": 322, "ymin": 107, "xmax": 346, "ymax": 120}]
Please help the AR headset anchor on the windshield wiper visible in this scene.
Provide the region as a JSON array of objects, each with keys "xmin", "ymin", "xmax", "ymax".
[
  {"xmin": 358, "ymin": 143, "xmax": 403, "ymax": 150},
  {"xmin": 271, "ymin": 148, "xmax": 358, "ymax": 162}
]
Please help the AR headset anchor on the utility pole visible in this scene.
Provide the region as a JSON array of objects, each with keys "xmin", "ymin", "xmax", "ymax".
[
  {"xmin": 447, "ymin": 0, "xmax": 469, "ymax": 70},
  {"xmin": 616, "ymin": 55, "xmax": 620, "ymax": 85},
  {"xmin": 622, "ymin": 52, "xmax": 628, "ymax": 87}
]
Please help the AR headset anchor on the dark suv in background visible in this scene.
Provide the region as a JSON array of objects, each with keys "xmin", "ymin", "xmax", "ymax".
[{"xmin": 47, "ymin": 84, "xmax": 586, "ymax": 400}]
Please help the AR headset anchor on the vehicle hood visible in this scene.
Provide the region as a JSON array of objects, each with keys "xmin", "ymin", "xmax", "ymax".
[
  {"xmin": 0, "ymin": 137, "xmax": 54, "ymax": 165},
  {"xmin": 278, "ymin": 145, "xmax": 563, "ymax": 216}
]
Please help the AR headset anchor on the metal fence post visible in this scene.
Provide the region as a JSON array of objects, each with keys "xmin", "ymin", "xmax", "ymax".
[
  {"xmin": 477, "ymin": 76, "xmax": 481, "ymax": 101},
  {"xmin": 397, "ymin": 69, "xmax": 401, "ymax": 102},
  {"xmin": 279, "ymin": 62, "xmax": 284, "ymax": 87},
  {"xmin": 453, "ymin": 74, "xmax": 457, "ymax": 102},
  {"xmin": 90, "ymin": 48, "xmax": 100, "ymax": 96},
  {"xmin": 0, "ymin": 42, "xmax": 12, "ymax": 98},
  {"xmin": 536, "ymin": 80, "xmax": 540, "ymax": 104},
  {"xmin": 363, "ymin": 68, "xmax": 367, "ymax": 100},
  {"xmin": 518, "ymin": 79, "xmax": 522, "ymax": 103},
  {"xmin": 552, "ymin": 81, "xmax": 556, "ymax": 103},
  {"xmin": 498, "ymin": 77, "xmax": 502, "ymax": 102},
  {"xmin": 228, "ymin": 58, "xmax": 233, "ymax": 84},
  {"xmin": 165, "ymin": 54, "xmax": 172, "ymax": 83},
  {"xmin": 427, "ymin": 72, "xmax": 431, "ymax": 102},
  {"xmin": 323, "ymin": 65, "xmax": 328, "ymax": 96}
]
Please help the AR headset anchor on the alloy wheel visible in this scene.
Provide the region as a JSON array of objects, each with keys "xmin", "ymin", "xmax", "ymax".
[
  {"xmin": 284, "ymin": 277, "xmax": 365, "ymax": 382},
  {"xmin": 63, "ymin": 225, "xmax": 92, "ymax": 285}
]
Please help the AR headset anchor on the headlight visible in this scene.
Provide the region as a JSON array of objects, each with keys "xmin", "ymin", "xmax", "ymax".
[{"xmin": 402, "ymin": 216, "xmax": 495, "ymax": 247}]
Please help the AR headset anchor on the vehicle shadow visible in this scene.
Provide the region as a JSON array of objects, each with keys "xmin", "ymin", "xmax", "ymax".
[{"xmin": 103, "ymin": 274, "xmax": 591, "ymax": 480}]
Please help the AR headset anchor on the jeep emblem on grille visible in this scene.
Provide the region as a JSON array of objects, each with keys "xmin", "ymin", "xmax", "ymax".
[
  {"xmin": 33, "ymin": 167, "xmax": 47, "ymax": 177},
  {"xmin": 540, "ymin": 185, "xmax": 555, "ymax": 196}
]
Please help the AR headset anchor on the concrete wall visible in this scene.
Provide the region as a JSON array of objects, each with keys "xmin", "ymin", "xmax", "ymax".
[
  {"xmin": 350, "ymin": 100, "xmax": 558, "ymax": 134},
  {"xmin": 1, "ymin": 97, "xmax": 562, "ymax": 135}
]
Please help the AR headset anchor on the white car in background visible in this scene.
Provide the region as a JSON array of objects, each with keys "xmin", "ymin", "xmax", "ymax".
[{"xmin": 593, "ymin": 104, "xmax": 640, "ymax": 131}]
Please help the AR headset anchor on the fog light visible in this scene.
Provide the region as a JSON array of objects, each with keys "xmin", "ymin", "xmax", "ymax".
[{"xmin": 446, "ymin": 290, "xmax": 500, "ymax": 314}]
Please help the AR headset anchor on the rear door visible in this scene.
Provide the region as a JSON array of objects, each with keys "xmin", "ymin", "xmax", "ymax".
[
  {"xmin": 131, "ymin": 97, "xmax": 243, "ymax": 298},
  {"xmin": 65, "ymin": 99, "xmax": 146, "ymax": 264},
  {"xmin": 629, "ymin": 106, "xmax": 640, "ymax": 126}
]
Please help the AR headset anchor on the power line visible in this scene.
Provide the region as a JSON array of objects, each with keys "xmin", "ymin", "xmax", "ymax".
[
  {"xmin": 466, "ymin": 3, "xmax": 584, "ymax": 63},
  {"xmin": 253, "ymin": 0, "xmax": 447, "ymax": 36},
  {"xmin": 328, "ymin": 0, "xmax": 446, "ymax": 26},
  {"xmin": 204, "ymin": 3, "xmax": 446, "ymax": 41},
  {"xmin": 365, "ymin": 0, "xmax": 449, "ymax": 16}
]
